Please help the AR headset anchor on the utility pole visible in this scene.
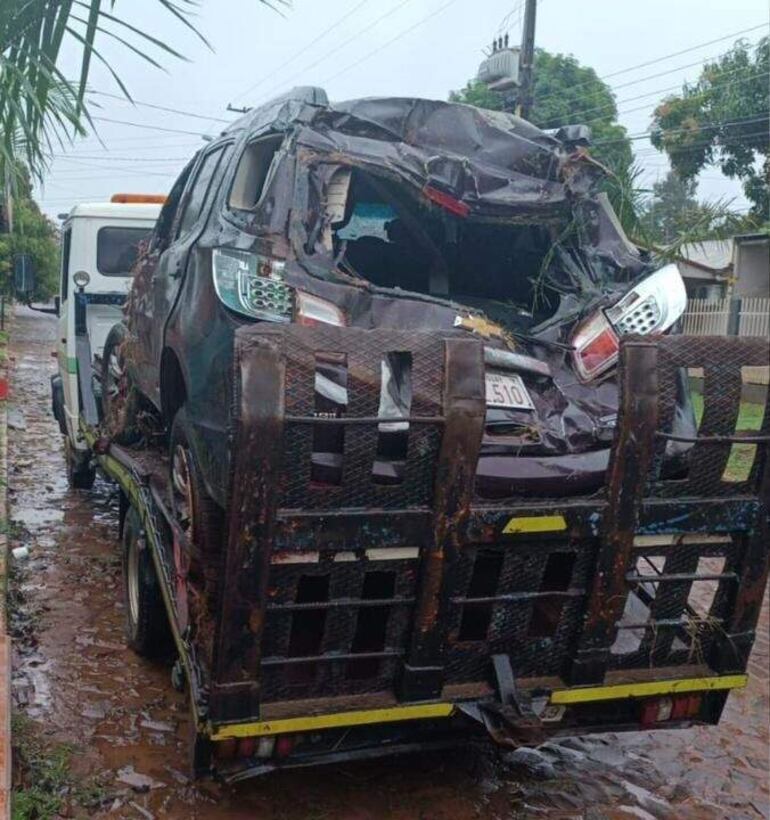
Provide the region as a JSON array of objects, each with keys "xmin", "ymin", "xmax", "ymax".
[{"xmin": 516, "ymin": 0, "xmax": 538, "ymax": 119}]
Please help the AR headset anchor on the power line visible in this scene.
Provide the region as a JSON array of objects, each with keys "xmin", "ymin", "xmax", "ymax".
[
  {"xmin": 551, "ymin": 66, "xmax": 766, "ymax": 128},
  {"xmin": 231, "ymin": 0, "xmax": 372, "ymax": 103},
  {"xmin": 321, "ymin": 0, "xmax": 461, "ymax": 85},
  {"xmin": 85, "ymin": 88, "xmax": 231, "ymax": 124},
  {"xmin": 593, "ymin": 115, "xmax": 769, "ymax": 146},
  {"xmin": 249, "ymin": 0, "xmax": 416, "ymax": 105},
  {"xmin": 533, "ymin": 23, "xmax": 768, "ymax": 107},
  {"xmin": 92, "ymin": 116, "xmax": 210, "ymax": 136}
]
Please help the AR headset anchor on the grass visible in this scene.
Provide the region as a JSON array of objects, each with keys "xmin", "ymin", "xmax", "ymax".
[
  {"xmin": 11, "ymin": 714, "xmax": 106, "ymax": 819},
  {"xmin": 690, "ymin": 393, "xmax": 765, "ymax": 482}
]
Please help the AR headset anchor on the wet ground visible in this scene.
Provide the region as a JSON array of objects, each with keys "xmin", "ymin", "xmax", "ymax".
[{"xmin": 7, "ymin": 305, "xmax": 770, "ymax": 819}]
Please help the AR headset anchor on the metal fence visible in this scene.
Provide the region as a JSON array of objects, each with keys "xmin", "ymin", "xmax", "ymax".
[
  {"xmin": 682, "ymin": 296, "xmax": 770, "ymax": 338},
  {"xmin": 682, "ymin": 298, "xmax": 730, "ymax": 336},
  {"xmin": 682, "ymin": 296, "xmax": 769, "ymax": 387}
]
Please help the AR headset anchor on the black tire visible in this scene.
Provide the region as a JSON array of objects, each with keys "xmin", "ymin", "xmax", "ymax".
[
  {"xmin": 64, "ymin": 438, "xmax": 96, "ymax": 489},
  {"xmin": 122, "ymin": 505, "xmax": 172, "ymax": 657},
  {"xmin": 169, "ymin": 407, "xmax": 225, "ymax": 615},
  {"xmin": 101, "ymin": 323, "xmax": 142, "ymax": 444}
]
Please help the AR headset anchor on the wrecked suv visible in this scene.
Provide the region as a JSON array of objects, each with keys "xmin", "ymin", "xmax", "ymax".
[{"xmin": 103, "ymin": 87, "xmax": 693, "ymax": 531}]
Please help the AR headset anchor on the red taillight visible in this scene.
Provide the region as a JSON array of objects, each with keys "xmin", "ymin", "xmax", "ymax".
[
  {"xmin": 422, "ymin": 185, "xmax": 470, "ymax": 217},
  {"xmin": 571, "ymin": 311, "xmax": 619, "ymax": 381},
  {"xmin": 274, "ymin": 735, "xmax": 296, "ymax": 758},
  {"xmin": 237, "ymin": 737, "xmax": 256, "ymax": 758},
  {"xmin": 641, "ymin": 694, "xmax": 701, "ymax": 727}
]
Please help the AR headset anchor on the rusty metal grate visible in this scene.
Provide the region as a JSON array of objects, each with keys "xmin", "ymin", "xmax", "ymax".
[
  {"xmin": 608, "ymin": 537, "xmax": 743, "ymax": 670},
  {"xmin": 444, "ymin": 540, "xmax": 597, "ymax": 682},
  {"xmin": 258, "ymin": 554, "xmax": 419, "ymax": 701}
]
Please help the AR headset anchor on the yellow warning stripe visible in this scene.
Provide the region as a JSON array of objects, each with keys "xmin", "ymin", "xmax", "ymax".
[
  {"xmin": 209, "ymin": 703, "xmax": 455, "ymax": 740},
  {"xmin": 503, "ymin": 514, "xmax": 567, "ymax": 534},
  {"xmin": 550, "ymin": 674, "xmax": 748, "ymax": 705}
]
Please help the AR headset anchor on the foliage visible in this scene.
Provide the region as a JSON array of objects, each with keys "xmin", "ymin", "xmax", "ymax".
[
  {"xmin": 11, "ymin": 712, "xmax": 106, "ymax": 819},
  {"xmin": 650, "ymin": 37, "xmax": 770, "ymax": 218},
  {"xmin": 640, "ymin": 170, "xmax": 753, "ymax": 245},
  {"xmin": 0, "ymin": 0, "xmax": 281, "ymax": 194},
  {"xmin": 0, "ymin": 171, "xmax": 59, "ymax": 301},
  {"xmin": 450, "ymin": 49, "xmax": 633, "ymax": 173}
]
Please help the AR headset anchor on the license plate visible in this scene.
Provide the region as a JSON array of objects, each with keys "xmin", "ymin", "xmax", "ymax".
[{"xmin": 485, "ymin": 372, "xmax": 535, "ymax": 410}]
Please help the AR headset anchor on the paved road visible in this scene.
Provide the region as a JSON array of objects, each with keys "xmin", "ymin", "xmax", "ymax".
[{"xmin": 8, "ymin": 305, "xmax": 770, "ymax": 819}]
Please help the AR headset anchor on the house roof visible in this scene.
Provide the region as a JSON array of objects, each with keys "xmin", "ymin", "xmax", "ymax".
[{"xmin": 678, "ymin": 239, "xmax": 734, "ymax": 273}]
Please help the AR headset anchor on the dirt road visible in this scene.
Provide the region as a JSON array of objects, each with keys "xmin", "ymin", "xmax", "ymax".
[{"xmin": 7, "ymin": 306, "xmax": 770, "ymax": 819}]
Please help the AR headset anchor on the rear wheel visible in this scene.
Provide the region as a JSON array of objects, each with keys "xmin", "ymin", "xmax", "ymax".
[
  {"xmin": 169, "ymin": 408, "xmax": 225, "ymax": 618},
  {"xmin": 123, "ymin": 505, "xmax": 172, "ymax": 656},
  {"xmin": 101, "ymin": 324, "xmax": 142, "ymax": 444},
  {"xmin": 64, "ymin": 438, "xmax": 96, "ymax": 489}
]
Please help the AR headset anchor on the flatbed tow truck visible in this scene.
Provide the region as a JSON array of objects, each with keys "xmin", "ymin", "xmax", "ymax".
[{"xmin": 53, "ymin": 217, "xmax": 769, "ymax": 782}]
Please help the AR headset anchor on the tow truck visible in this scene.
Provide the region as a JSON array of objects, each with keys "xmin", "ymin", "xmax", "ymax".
[{"xmin": 49, "ymin": 195, "xmax": 769, "ymax": 782}]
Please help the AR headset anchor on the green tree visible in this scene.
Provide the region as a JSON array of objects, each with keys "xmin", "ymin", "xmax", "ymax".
[
  {"xmin": 0, "ymin": 172, "xmax": 59, "ymax": 301},
  {"xmin": 450, "ymin": 49, "xmax": 633, "ymax": 174},
  {"xmin": 641, "ymin": 170, "xmax": 750, "ymax": 246},
  {"xmin": 650, "ymin": 37, "xmax": 769, "ymax": 219}
]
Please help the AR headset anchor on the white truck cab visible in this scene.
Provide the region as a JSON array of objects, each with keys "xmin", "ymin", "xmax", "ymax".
[{"xmin": 51, "ymin": 196, "xmax": 163, "ymax": 486}]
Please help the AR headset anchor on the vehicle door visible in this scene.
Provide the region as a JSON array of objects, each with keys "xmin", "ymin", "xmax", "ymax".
[
  {"xmin": 144, "ymin": 144, "xmax": 230, "ymax": 406},
  {"xmin": 57, "ymin": 225, "xmax": 79, "ymax": 438}
]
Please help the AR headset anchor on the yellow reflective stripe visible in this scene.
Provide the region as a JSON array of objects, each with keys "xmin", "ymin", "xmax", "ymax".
[
  {"xmin": 209, "ymin": 703, "xmax": 455, "ymax": 740},
  {"xmin": 503, "ymin": 514, "xmax": 567, "ymax": 534},
  {"xmin": 550, "ymin": 674, "xmax": 748, "ymax": 705}
]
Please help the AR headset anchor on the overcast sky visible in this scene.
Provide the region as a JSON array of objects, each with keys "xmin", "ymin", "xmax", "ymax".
[{"xmin": 34, "ymin": 0, "xmax": 767, "ymax": 219}]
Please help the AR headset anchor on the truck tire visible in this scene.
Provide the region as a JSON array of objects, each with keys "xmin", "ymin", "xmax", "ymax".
[
  {"xmin": 123, "ymin": 505, "xmax": 172, "ymax": 657},
  {"xmin": 64, "ymin": 438, "xmax": 96, "ymax": 490},
  {"xmin": 101, "ymin": 323, "xmax": 142, "ymax": 444},
  {"xmin": 169, "ymin": 407, "xmax": 225, "ymax": 614}
]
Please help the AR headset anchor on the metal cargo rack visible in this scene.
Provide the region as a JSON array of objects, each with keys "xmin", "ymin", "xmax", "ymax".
[{"xmin": 75, "ymin": 302, "xmax": 769, "ymax": 777}]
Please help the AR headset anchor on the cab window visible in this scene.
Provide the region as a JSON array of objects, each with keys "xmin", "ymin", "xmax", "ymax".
[
  {"xmin": 96, "ymin": 226, "xmax": 152, "ymax": 276},
  {"xmin": 176, "ymin": 145, "xmax": 227, "ymax": 237}
]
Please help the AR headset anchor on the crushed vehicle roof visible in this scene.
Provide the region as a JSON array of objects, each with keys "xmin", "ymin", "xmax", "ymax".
[{"xmin": 221, "ymin": 86, "xmax": 608, "ymax": 219}]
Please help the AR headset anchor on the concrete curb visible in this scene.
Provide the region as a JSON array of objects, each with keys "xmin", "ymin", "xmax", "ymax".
[{"xmin": 0, "ymin": 311, "xmax": 11, "ymax": 820}]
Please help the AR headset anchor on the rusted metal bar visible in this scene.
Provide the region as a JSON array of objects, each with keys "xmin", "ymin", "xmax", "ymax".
[
  {"xmin": 569, "ymin": 339, "xmax": 659, "ymax": 685},
  {"xmin": 210, "ymin": 333, "xmax": 285, "ymax": 722},
  {"xmin": 398, "ymin": 338, "xmax": 485, "ymax": 701}
]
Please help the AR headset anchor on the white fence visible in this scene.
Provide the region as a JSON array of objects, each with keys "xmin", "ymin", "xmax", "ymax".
[
  {"xmin": 682, "ymin": 298, "xmax": 730, "ymax": 336},
  {"xmin": 738, "ymin": 297, "xmax": 770, "ymax": 338},
  {"xmin": 682, "ymin": 296, "xmax": 770, "ymax": 338}
]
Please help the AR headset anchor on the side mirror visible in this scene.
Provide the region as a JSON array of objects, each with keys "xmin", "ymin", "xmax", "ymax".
[
  {"xmin": 54, "ymin": 295, "xmax": 61, "ymax": 316},
  {"xmin": 13, "ymin": 253, "xmax": 36, "ymax": 297}
]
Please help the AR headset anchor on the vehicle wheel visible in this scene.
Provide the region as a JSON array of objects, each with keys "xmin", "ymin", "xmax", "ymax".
[
  {"xmin": 169, "ymin": 408, "xmax": 225, "ymax": 614},
  {"xmin": 64, "ymin": 438, "xmax": 96, "ymax": 489},
  {"xmin": 101, "ymin": 323, "xmax": 142, "ymax": 444},
  {"xmin": 123, "ymin": 505, "xmax": 172, "ymax": 657}
]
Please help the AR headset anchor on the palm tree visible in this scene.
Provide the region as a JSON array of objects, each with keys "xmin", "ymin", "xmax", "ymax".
[{"xmin": 0, "ymin": 0, "xmax": 280, "ymax": 198}]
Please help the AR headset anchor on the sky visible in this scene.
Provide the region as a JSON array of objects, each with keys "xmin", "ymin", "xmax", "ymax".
[{"xmin": 34, "ymin": 0, "xmax": 768, "ymax": 220}]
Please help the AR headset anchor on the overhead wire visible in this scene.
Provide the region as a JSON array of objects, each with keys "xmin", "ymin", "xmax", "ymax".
[
  {"xmin": 321, "ymin": 0, "xmax": 462, "ymax": 86},
  {"xmin": 231, "ymin": 0, "xmax": 372, "ymax": 103}
]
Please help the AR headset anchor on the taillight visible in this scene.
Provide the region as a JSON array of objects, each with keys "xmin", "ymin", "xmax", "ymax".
[
  {"xmin": 423, "ymin": 185, "xmax": 470, "ymax": 217},
  {"xmin": 640, "ymin": 694, "xmax": 701, "ymax": 727},
  {"xmin": 572, "ymin": 264, "xmax": 687, "ymax": 381},
  {"xmin": 212, "ymin": 247, "xmax": 293, "ymax": 321},
  {"xmin": 295, "ymin": 290, "xmax": 346, "ymax": 326},
  {"xmin": 572, "ymin": 311, "xmax": 620, "ymax": 381},
  {"xmin": 605, "ymin": 263, "xmax": 687, "ymax": 335}
]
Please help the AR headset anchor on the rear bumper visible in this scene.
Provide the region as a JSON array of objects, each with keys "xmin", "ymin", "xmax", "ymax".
[{"xmin": 209, "ymin": 672, "xmax": 747, "ymax": 782}]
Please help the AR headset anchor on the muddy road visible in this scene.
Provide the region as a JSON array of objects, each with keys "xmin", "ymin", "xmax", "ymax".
[{"xmin": 7, "ymin": 305, "xmax": 770, "ymax": 819}]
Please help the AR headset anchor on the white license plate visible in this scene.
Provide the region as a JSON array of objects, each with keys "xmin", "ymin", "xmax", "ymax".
[{"xmin": 485, "ymin": 372, "xmax": 535, "ymax": 410}]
